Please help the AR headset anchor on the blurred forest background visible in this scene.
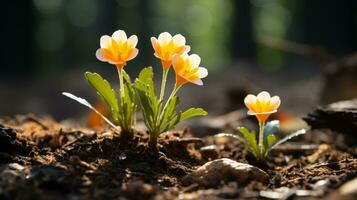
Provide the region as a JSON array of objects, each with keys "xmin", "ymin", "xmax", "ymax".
[{"xmin": 0, "ymin": 0, "xmax": 356, "ymax": 121}]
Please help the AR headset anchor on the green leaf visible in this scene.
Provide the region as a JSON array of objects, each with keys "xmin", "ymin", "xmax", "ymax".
[
  {"xmin": 237, "ymin": 126, "xmax": 259, "ymax": 156},
  {"xmin": 121, "ymin": 69, "xmax": 132, "ymax": 83},
  {"xmin": 158, "ymin": 96, "xmax": 180, "ymax": 132},
  {"xmin": 269, "ymin": 129, "xmax": 306, "ymax": 151},
  {"xmin": 166, "ymin": 113, "xmax": 181, "ymax": 130},
  {"xmin": 62, "ymin": 92, "xmax": 118, "ymax": 131},
  {"xmin": 84, "ymin": 72, "xmax": 119, "ymax": 121},
  {"xmin": 159, "ymin": 107, "xmax": 207, "ymax": 133},
  {"xmin": 123, "ymin": 78, "xmax": 136, "ymax": 108},
  {"xmin": 266, "ymin": 134, "xmax": 276, "ymax": 148},
  {"xmin": 180, "ymin": 108, "xmax": 208, "ymax": 121},
  {"xmin": 135, "ymin": 89, "xmax": 154, "ymax": 129},
  {"xmin": 135, "ymin": 67, "xmax": 157, "ymax": 105},
  {"xmin": 264, "ymin": 134, "xmax": 277, "ymax": 156},
  {"xmin": 134, "ymin": 67, "xmax": 158, "ymax": 131}
]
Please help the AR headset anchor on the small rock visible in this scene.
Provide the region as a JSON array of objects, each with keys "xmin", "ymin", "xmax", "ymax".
[
  {"xmin": 327, "ymin": 178, "xmax": 357, "ymax": 200},
  {"xmin": 0, "ymin": 163, "xmax": 26, "ymax": 185},
  {"xmin": 339, "ymin": 178, "xmax": 357, "ymax": 195},
  {"xmin": 200, "ymin": 145, "xmax": 219, "ymax": 160},
  {"xmin": 118, "ymin": 152, "xmax": 127, "ymax": 161},
  {"xmin": 178, "ymin": 186, "xmax": 239, "ymax": 200},
  {"xmin": 312, "ymin": 179, "xmax": 330, "ymax": 191},
  {"xmin": 259, "ymin": 187, "xmax": 294, "ymax": 200},
  {"xmin": 182, "ymin": 158, "xmax": 269, "ymax": 188},
  {"xmin": 295, "ymin": 189, "xmax": 324, "ymax": 197}
]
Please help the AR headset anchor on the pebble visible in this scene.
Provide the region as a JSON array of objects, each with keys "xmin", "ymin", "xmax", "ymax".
[
  {"xmin": 324, "ymin": 177, "xmax": 357, "ymax": 200},
  {"xmin": 118, "ymin": 152, "xmax": 127, "ymax": 161},
  {"xmin": 259, "ymin": 187, "xmax": 294, "ymax": 200},
  {"xmin": 0, "ymin": 163, "xmax": 26, "ymax": 185},
  {"xmin": 200, "ymin": 145, "xmax": 219, "ymax": 160},
  {"xmin": 182, "ymin": 158, "xmax": 269, "ymax": 188}
]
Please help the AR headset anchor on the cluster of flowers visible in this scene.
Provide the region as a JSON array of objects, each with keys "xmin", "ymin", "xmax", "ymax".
[
  {"xmin": 64, "ymin": 29, "xmax": 305, "ymax": 158},
  {"xmin": 64, "ymin": 30, "xmax": 208, "ymax": 150},
  {"xmin": 96, "ymin": 30, "xmax": 208, "ymax": 90}
]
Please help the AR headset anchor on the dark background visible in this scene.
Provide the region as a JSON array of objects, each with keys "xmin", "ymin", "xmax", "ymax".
[{"xmin": 1, "ymin": 0, "xmax": 356, "ymax": 121}]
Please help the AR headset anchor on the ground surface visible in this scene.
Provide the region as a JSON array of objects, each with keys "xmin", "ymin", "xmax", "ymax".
[{"xmin": 0, "ymin": 114, "xmax": 356, "ymax": 200}]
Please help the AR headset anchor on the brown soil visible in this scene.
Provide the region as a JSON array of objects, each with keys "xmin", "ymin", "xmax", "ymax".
[{"xmin": 0, "ymin": 115, "xmax": 356, "ymax": 200}]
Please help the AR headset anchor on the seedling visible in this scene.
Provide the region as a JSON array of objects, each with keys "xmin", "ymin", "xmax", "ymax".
[
  {"xmin": 216, "ymin": 91, "xmax": 306, "ymax": 160},
  {"xmin": 136, "ymin": 33, "xmax": 208, "ymax": 149},
  {"xmin": 63, "ymin": 30, "xmax": 138, "ymax": 135},
  {"xmin": 63, "ymin": 31, "xmax": 208, "ymax": 147}
]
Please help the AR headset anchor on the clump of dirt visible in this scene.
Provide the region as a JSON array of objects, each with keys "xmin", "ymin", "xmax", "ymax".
[{"xmin": 0, "ymin": 114, "xmax": 356, "ymax": 200}]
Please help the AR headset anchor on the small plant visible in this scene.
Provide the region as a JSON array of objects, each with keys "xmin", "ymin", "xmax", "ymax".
[
  {"xmin": 63, "ymin": 30, "xmax": 208, "ymax": 147},
  {"xmin": 216, "ymin": 91, "xmax": 306, "ymax": 160},
  {"xmin": 136, "ymin": 32, "xmax": 208, "ymax": 149},
  {"xmin": 63, "ymin": 30, "xmax": 138, "ymax": 135}
]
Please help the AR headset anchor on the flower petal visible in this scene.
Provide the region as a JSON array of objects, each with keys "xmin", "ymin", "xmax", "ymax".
[
  {"xmin": 108, "ymin": 60, "xmax": 124, "ymax": 65},
  {"xmin": 183, "ymin": 45, "xmax": 191, "ymax": 54},
  {"xmin": 248, "ymin": 110, "xmax": 277, "ymax": 115},
  {"xmin": 172, "ymin": 54, "xmax": 184, "ymax": 70},
  {"xmin": 191, "ymin": 78, "xmax": 203, "ymax": 85},
  {"xmin": 151, "ymin": 37, "xmax": 158, "ymax": 48},
  {"xmin": 100, "ymin": 35, "xmax": 112, "ymax": 48},
  {"xmin": 197, "ymin": 67, "xmax": 208, "ymax": 78},
  {"xmin": 257, "ymin": 91, "xmax": 271, "ymax": 102},
  {"xmin": 96, "ymin": 49, "xmax": 107, "ymax": 62},
  {"xmin": 151, "ymin": 37, "xmax": 161, "ymax": 57},
  {"xmin": 244, "ymin": 94, "xmax": 256, "ymax": 104},
  {"xmin": 128, "ymin": 35, "xmax": 138, "ymax": 47},
  {"xmin": 270, "ymin": 96, "xmax": 281, "ymax": 110},
  {"xmin": 189, "ymin": 54, "xmax": 201, "ymax": 68},
  {"xmin": 112, "ymin": 30, "xmax": 127, "ymax": 43},
  {"xmin": 127, "ymin": 48, "xmax": 139, "ymax": 61},
  {"xmin": 158, "ymin": 32, "xmax": 172, "ymax": 44},
  {"xmin": 172, "ymin": 34, "xmax": 186, "ymax": 46}
]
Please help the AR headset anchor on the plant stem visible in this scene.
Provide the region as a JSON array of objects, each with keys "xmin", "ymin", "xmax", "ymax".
[
  {"xmin": 258, "ymin": 121, "xmax": 265, "ymax": 158},
  {"xmin": 117, "ymin": 69, "xmax": 125, "ymax": 100},
  {"xmin": 159, "ymin": 69, "xmax": 169, "ymax": 101},
  {"xmin": 117, "ymin": 68, "xmax": 129, "ymax": 132},
  {"xmin": 148, "ymin": 132, "xmax": 158, "ymax": 151},
  {"xmin": 162, "ymin": 84, "xmax": 181, "ymax": 112},
  {"xmin": 157, "ymin": 85, "xmax": 181, "ymax": 125},
  {"xmin": 154, "ymin": 69, "xmax": 172, "ymax": 132}
]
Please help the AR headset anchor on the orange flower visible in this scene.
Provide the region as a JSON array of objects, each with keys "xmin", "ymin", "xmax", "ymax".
[
  {"xmin": 151, "ymin": 32, "xmax": 190, "ymax": 69},
  {"xmin": 96, "ymin": 30, "xmax": 138, "ymax": 69},
  {"xmin": 244, "ymin": 91, "xmax": 281, "ymax": 123},
  {"xmin": 172, "ymin": 53, "xmax": 208, "ymax": 87}
]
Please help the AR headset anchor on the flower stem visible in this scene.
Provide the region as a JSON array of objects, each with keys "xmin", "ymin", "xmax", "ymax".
[
  {"xmin": 155, "ymin": 84, "xmax": 181, "ymax": 130},
  {"xmin": 148, "ymin": 132, "xmax": 158, "ymax": 151},
  {"xmin": 258, "ymin": 121, "xmax": 265, "ymax": 159},
  {"xmin": 159, "ymin": 69, "xmax": 169, "ymax": 102},
  {"xmin": 117, "ymin": 68, "xmax": 125, "ymax": 100},
  {"xmin": 164, "ymin": 85, "xmax": 181, "ymax": 109}
]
